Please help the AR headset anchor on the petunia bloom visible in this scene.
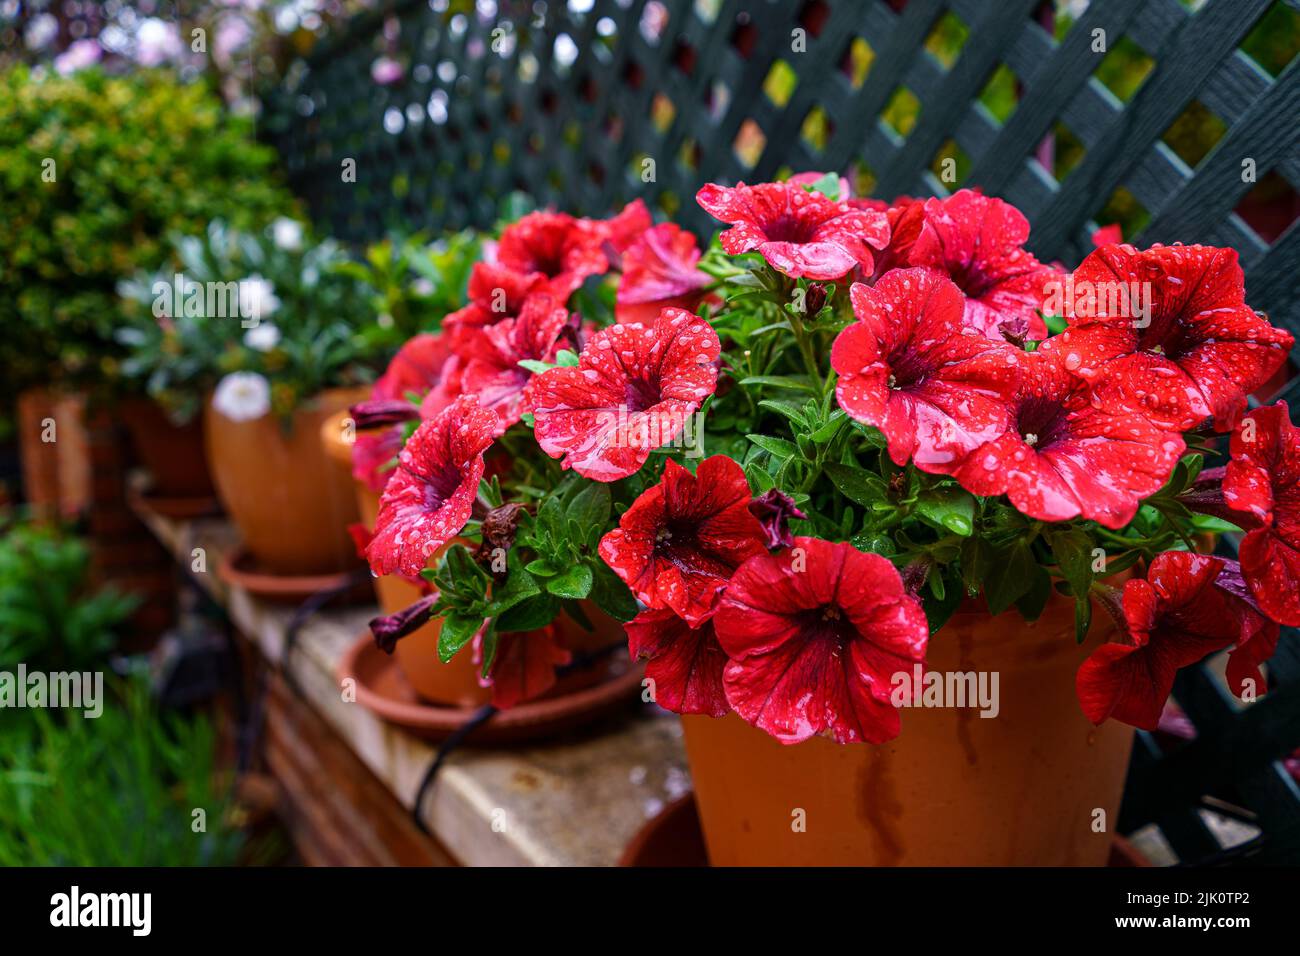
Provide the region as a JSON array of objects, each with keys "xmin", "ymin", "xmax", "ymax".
[
  {"xmin": 907, "ymin": 189, "xmax": 1059, "ymax": 341},
  {"xmin": 714, "ymin": 537, "xmax": 929, "ymax": 745},
  {"xmin": 598, "ymin": 456, "xmax": 767, "ymax": 625},
  {"xmin": 460, "ymin": 293, "xmax": 572, "ymax": 431},
  {"xmin": 695, "ymin": 180, "xmax": 889, "ymax": 280},
  {"xmin": 366, "ymin": 396, "xmax": 499, "ymax": 579},
  {"xmin": 495, "ymin": 201, "xmax": 648, "ymax": 302},
  {"xmin": 528, "ymin": 308, "xmax": 720, "ymax": 481},
  {"xmin": 352, "ymin": 332, "xmax": 462, "ymax": 492},
  {"xmin": 1223, "ymin": 402, "xmax": 1300, "ymax": 625},
  {"xmin": 831, "ymin": 268, "xmax": 1021, "ymax": 475},
  {"xmin": 1040, "ymin": 243, "xmax": 1293, "ymax": 431},
  {"xmin": 625, "ymin": 609, "xmax": 730, "ymax": 716},
  {"xmin": 481, "ymin": 627, "xmax": 571, "ymax": 710},
  {"xmin": 952, "ymin": 350, "xmax": 1185, "ymax": 528},
  {"xmin": 615, "ymin": 222, "xmax": 713, "ymax": 325},
  {"xmin": 443, "ymin": 262, "xmax": 548, "ymax": 350},
  {"xmin": 1076, "ymin": 552, "xmax": 1268, "ymax": 729}
]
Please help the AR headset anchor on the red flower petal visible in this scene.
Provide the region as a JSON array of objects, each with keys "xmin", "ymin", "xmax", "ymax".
[
  {"xmin": 1076, "ymin": 553, "xmax": 1239, "ymax": 729},
  {"xmin": 696, "ymin": 181, "xmax": 889, "ymax": 280},
  {"xmin": 528, "ymin": 308, "xmax": 720, "ymax": 481},
  {"xmin": 366, "ymin": 396, "xmax": 498, "ymax": 579},
  {"xmin": 460, "ymin": 293, "xmax": 572, "ymax": 431},
  {"xmin": 591, "ymin": 198, "xmax": 653, "ymax": 254},
  {"xmin": 908, "ymin": 190, "xmax": 1059, "ymax": 340},
  {"xmin": 1042, "ymin": 244, "xmax": 1293, "ymax": 431},
  {"xmin": 1224, "ymin": 402, "xmax": 1300, "ymax": 625},
  {"xmin": 832, "ymin": 268, "xmax": 1021, "ymax": 475},
  {"xmin": 714, "ymin": 538, "xmax": 929, "ymax": 745},
  {"xmin": 953, "ymin": 351, "xmax": 1184, "ymax": 528},
  {"xmin": 598, "ymin": 456, "xmax": 766, "ymax": 625},
  {"xmin": 496, "ymin": 210, "xmax": 610, "ymax": 301},
  {"xmin": 615, "ymin": 222, "xmax": 712, "ymax": 325},
  {"xmin": 485, "ymin": 626, "xmax": 571, "ymax": 710},
  {"xmin": 625, "ymin": 609, "xmax": 730, "ymax": 717}
]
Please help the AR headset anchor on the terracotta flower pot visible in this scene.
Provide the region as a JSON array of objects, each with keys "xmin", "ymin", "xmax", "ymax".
[
  {"xmin": 321, "ymin": 409, "xmax": 625, "ymax": 707},
  {"xmin": 119, "ymin": 398, "xmax": 214, "ymax": 499},
  {"xmin": 682, "ymin": 592, "xmax": 1135, "ymax": 866},
  {"xmin": 205, "ymin": 387, "xmax": 366, "ymax": 577}
]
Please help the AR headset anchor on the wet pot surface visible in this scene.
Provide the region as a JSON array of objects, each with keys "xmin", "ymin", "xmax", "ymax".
[{"xmin": 683, "ymin": 596, "xmax": 1134, "ymax": 867}]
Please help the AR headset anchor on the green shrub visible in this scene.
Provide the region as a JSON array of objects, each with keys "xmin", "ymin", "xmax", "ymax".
[
  {"xmin": 0, "ymin": 66, "xmax": 292, "ymax": 394},
  {"xmin": 0, "ymin": 520, "xmax": 137, "ymax": 672}
]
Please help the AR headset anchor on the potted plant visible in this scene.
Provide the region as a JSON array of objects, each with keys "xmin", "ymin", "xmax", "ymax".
[
  {"xmin": 118, "ymin": 219, "xmax": 374, "ymax": 587},
  {"xmin": 0, "ymin": 66, "xmax": 290, "ymax": 507},
  {"xmin": 361, "ymin": 175, "xmax": 1295, "ymax": 864},
  {"xmin": 343, "ymin": 200, "xmax": 674, "ymax": 706}
]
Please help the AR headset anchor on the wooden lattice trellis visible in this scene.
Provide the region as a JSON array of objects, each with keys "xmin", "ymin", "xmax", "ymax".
[{"xmin": 263, "ymin": 0, "xmax": 1300, "ymax": 865}]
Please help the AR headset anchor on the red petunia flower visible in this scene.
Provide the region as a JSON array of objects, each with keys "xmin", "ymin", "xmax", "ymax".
[
  {"xmin": 590, "ymin": 198, "xmax": 653, "ymax": 255},
  {"xmin": 1040, "ymin": 244, "xmax": 1293, "ymax": 431},
  {"xmin": 528, "ymin": 308, "xmax": 720, "ymax": 481},
  {"xmin": 907, "ymin": 189, "xmax": 1059, "ymax": 341},
  {"xmin": 714, "ymin": 537, "xmax": 929, "ymax": 745},
  {"xmin": 1212, "ymin": 559, "xmax": 1281, "ymax": 698},
  {"xmin": 598, "ymin": 455, "xmax": 766, "ymax": 625},
  {"xmin": 460, "ymin": 293, "xmax": 572, "ymax": 431},
  {"xmin": 747, "ymin": 488, "xmax": 807, "ymax": 550},
  {"xmin": 366, "ymin": 395, "xmax": 498, "ymax": 579},
  {"xmin": 695, "ymin": 180, "xmax": 889, "ymax": 280},
  {"xmin": 952, "ymin": 350, "xmax": 1184, "ymax": 528},
  {"xmin": 495, "ymin": 210, "xmax": 608, "ymax": 301},
  {"xmin": 444, "ymin": 262, "xmax": 548, "ymax": 349},
  {"xmin": 481, "ymin": 626, "xmax": 571, "ymax": 710},
  {"xmin": 1224, "ymin": 402, "xmax": 1300, "ymax": 625},
  {"xmin": 353, "ymin": 333, "xmax": 462, "ymax": 492},
  {"xmin": 615, "ymin": 222, "xmax": 712, "ymax": 325},
  {"xmin": 867, "ymin": 198, "xmax": 926, "ymax": 281},
  {"xmin": 625, "ymin": 609, "xmax": 730, "ymax": 717},
  {"xmin": 831, "ymin": 268, "xmax": 1022, "ymax": 475},
  {"xmin": 1076, "ymin": 552, "xmax": 1260, "ymax": 729}
]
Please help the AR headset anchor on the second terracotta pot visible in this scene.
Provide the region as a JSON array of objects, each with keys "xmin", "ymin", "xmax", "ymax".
[
  {"xmin": 119, "ymin": 398, "xmax": 214, "ymax": 499},
  {"xmin": 682, "ymin": 592, "xmax": 1135, "ymax": 866},
  {"xmin": 206, "ymin": 387, "xmax": 366, "ymax": 577}
]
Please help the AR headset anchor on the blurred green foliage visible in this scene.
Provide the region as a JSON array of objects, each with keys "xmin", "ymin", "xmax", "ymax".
[
  {"xmin": 0, "ymin": 679, "xmax": 253, "ymax": 866},
  {"xmin": 0, "ymin": 66, "xmax": 292, "ymax": 395},
  {"xmin": 0, "ymin": 520, "xmax": 137, "ymax": 672}
]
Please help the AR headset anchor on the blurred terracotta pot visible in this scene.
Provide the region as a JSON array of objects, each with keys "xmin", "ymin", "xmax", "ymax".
[
  {"xmin": 321, "ymin": 409, "xmax": 624, "ymax": 707},
  {"xmin": 205, "ymin": 388, "xmax": 365, "ymax": 577},
  {"xmin": 682, "ymin": 592, "xmax": 1134, "ymax": 866},
  {"xmin": 119, "ymin": 398, "xmax": 214, "ymax": 499}
]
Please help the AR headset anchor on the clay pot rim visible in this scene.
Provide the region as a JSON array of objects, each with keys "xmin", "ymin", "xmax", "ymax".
[
  {"xmin": 217, "ymin": 546, "xmax": 365, "ymax": 602},
  {"xmin": 320, "ymin": 408, "xmax": 357, "ymax": 468},
  {"xmin": 338, "ymin": 631, "xmax": 646, "ymax": 745}
]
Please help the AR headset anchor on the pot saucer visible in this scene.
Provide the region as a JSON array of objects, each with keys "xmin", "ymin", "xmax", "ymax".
[
  {"xmin": 339, "ymin": 631, "xmax": 645, "ymax": 745},
  {"xmin": 618, "ymin": 795, "xmax": 1154, "ymax": 867},
  {"xmin": 127, "ymin": 484, "xmax": 222, "ymax": 521},
  {"xmin": 217, "ymin": 546, "xmax": 372, "ymax": 604}
]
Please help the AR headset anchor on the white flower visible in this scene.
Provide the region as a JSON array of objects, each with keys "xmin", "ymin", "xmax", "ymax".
[
  {"xmin": 24, "ymin": 14, "xmax": 58, "ymax": 51},
  {"xmin": 271, "ymin": 217, "xmax": 304, "ymax": 252},
  {"xmin": 212, "ymin": 373, "xmax": 271, "ymax": 422},
  {"xmin": 243, "ymin": 323, "xmax": 281, "ymax": 352},
  {"xmin": 135, "ymin": 17, "xmax": 183, "ymax": 67},
  {"xmin": 238, "ymin": 275, "xmax": 280, "ymax": 325}
]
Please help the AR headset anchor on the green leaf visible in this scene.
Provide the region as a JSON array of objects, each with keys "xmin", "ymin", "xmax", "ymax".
[
  {"xmin": 922, "ymin": 570, "xmax": 962, "ymax": 634},
  {"xmin": 524, "ymin": 559, "xmax": 559, "ymax": 577},
  {"xmin": 590, "ymin": 562, "xmax": 639, "ymax": 622},
  {"xmin": 747, "ymin": 434, "xmax": 799, "ymax": 459},
  {"xmin": 1014, "ymin": 564, "xmax": 1053, "ymax": 622},
  {"xmin": 555, "ymin": 349, "xmax": 580, "ymax": 367},
  {"xmin": 809, "ymin": 410, "xmax": 847, "ymax": 444},
  {"xmin": 566, "ymin": 482, "xmax": 611, "ymax": 531},
  {"xmin": 496, "ymin": 593, "xmax": 561, "ymax": 632},
  {"xmin": 546, "ymin": 563, "xmax": 594, "ymax": 599},
  {"xmin": 914, "ymin": 487, "xmax": 976, "ymax": 536},
  {"xmin": 959, "ymin": 536, "xmax": 991, "ymax": 598},
  {"xmin": 984, "ymin": 541, "xmax": 1037, "ymax": 615},
  {"xmin": 518, "ymin": 359, "xmax": 553, "ymax": 374},
  {"xmin": 1073, "ymin": 596, "xmax": 1093, "ymax": 644},
  {"xmin": 737, "ymin": 375, "xmax": 816, "ymax": 393},
  {"xmin": 438, "ymin": 613, "xmax": 482, "ymax": 663},
  {"xmin": 1044, "ymin": 526, "xmax": 1095, "ymax": 598},
  {"xmin": 825, "ymin": 462, "xmax": 888, "ymax": 509},
  {"xmin": 757, "ymin": 399, "xmax": 809, "ymax": 430}
]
